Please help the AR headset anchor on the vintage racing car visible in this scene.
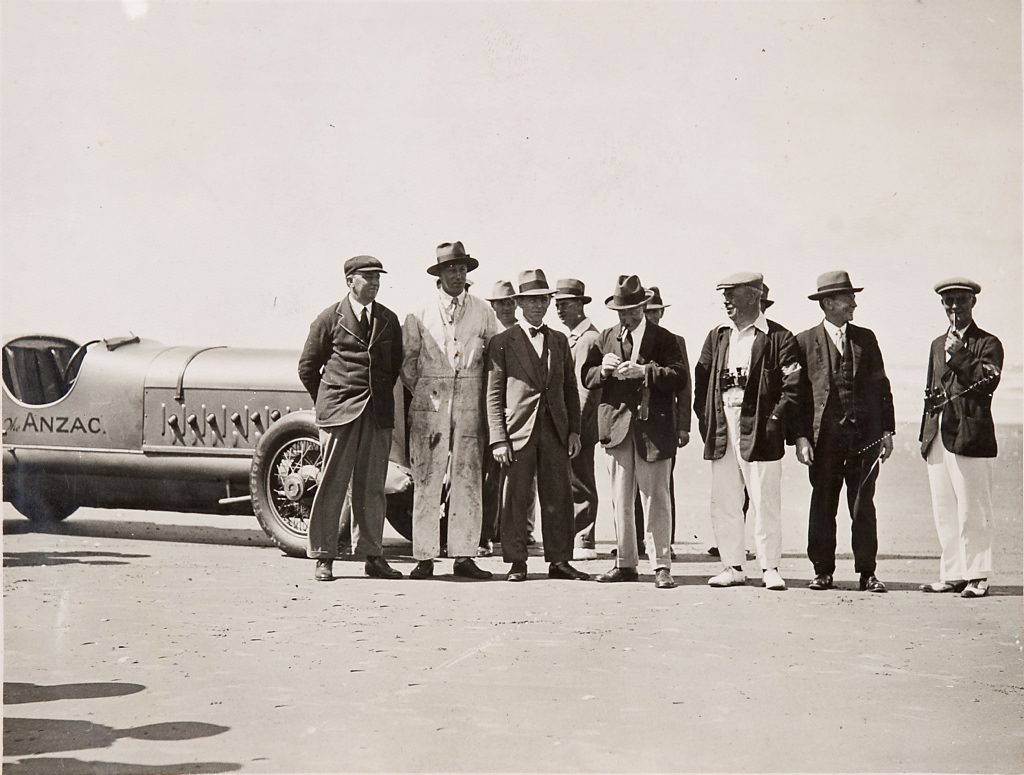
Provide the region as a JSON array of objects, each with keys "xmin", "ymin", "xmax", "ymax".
[{"xmin": 1, "ymin": 333, "xmax": 413, "ymax": 556}]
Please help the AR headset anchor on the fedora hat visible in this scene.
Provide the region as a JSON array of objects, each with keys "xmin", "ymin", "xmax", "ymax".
[
  {"xmin": 645, "ymin": 285, "xmax": 670, "ymax": 310},
  {"xmin": 486, "ymin": 280, "xmax": 516, "ymax": 301},
  {"xmin": 605, "ymin": 275, "xmax": 654, "ymax": 310},
  {"xmin": 427, "ymin": 241, "xmax": 479, "ymax": 276},
  {"xmin": 934, "ymin": 277, "xmax": 981, "ymax": 295},
  {"xmin": 514, "ymin": 269, "xmax": 556, "ymax": 297},
  {"xmin": 761, "ymin": 282, "xmax": 775, "ymax": 308},
  {"xmin": 553, "ymin": 278, "xmax": 592, "ymax": 304},
  {"xmin": 808, "ymin": 270, "xmax": 863, "ymax": 300}
]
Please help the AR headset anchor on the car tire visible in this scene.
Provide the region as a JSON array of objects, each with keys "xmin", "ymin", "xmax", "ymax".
[
  {"xmin": 8, "ymin": 483, "xmax": 77, "ymax": 524},
  {"xmin": 249, "ymin": 410, "xmax": 415, "ymax": 556}
]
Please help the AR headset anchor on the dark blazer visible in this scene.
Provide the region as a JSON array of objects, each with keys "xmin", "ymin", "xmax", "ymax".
[
  {"xmin": 693, "ymin": 319, "xmax": 802, "ymax": 462},
  {"xmin": 920, "ymin": 321, "xmax": 1003, "ymax": 459},
  {"xmin": 486, "ymin": 325, "xmax": 580, "ymax": 452},
  {"xmin": 795, "ymin": 323, "xmax": 895, "ymax": 447},
  {"xmin": 298, "ymin": 297, "xmax": 403, "ymax": 428},
  {"xmin": 581, "ymin": 322, "xmax": 687, "ymax": 462}
]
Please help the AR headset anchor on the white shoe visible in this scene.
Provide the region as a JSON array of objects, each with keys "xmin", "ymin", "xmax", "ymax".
[
  {"xmin": 573, "ymin": 547, "xmax": 599, "ymax": 561},
  {"xmin": 762, "ymin": 568, "xmax": 786, "ymax": 591},
  {"xmin": 708, "ymin": 567, "xmax": 746, "ymax": 587}
]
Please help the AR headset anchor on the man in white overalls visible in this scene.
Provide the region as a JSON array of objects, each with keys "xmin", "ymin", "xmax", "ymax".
[{"xmin": 402, "ymin": 241, "xmax": 500, "ymax": 579}]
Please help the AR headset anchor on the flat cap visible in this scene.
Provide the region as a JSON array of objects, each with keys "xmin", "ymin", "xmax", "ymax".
[
  {"xmin": 344, "ymin": 255, "xmax": 386, "ymax": 275},
  {"xmin": 934, "ymin": 277, "xmax": 981, "ymax": 295},
  {"xmin": 716, "ymin": 271, "xmax": 764, "ymax": 291}
]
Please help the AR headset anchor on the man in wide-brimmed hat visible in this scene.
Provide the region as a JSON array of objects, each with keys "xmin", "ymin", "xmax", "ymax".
[
  {"xmin": 793, "ymin": 270, "xmax": 895, "ymax": 593},
  {"xmin": 554, "ymin": 278, "xmax": 602, "ymax": 561},
  {"xmin": 918, "ymin": 277, "xmax": 1002, "ymax": 599},
  {"xmin": 581, "ymin": 275, "xmax": 688, "ymax": 589},
  {"xmin": 693, "ymin": 271, "xmax": 803, "ymax": 592},
  {"xmin": 401, "ymin": 241, "xmax": 499, "ymax": 580},
  {"xmin": 298, "ymin": 255, "xmax": 405, "ymax": 582},
  {"xmin": 485, "ymin": 269, "xmax": 589, "ymax": 582}
]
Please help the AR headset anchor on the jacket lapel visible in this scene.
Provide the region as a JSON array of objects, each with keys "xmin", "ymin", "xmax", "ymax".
[
  {"xmin": 337, "ymin": 298, "xmax": 366, "ymax": 345},
  {"xmin": 749, "ymin": 326, "xmax": 767, "ymax": 373},
  {"xmin": 636, "ymin": 324, "xmax": 655, "ymax": 365},
  {"xmin": 509, "ymin": 327, "xmax": 544, "ymax": 387},
  {"xmin": 814, "ymin": 324, "xmax": 830, "ymax": 371},
  {"xmin": 367, "ymin": 305, "xmax": 391, "ymax": 347}
]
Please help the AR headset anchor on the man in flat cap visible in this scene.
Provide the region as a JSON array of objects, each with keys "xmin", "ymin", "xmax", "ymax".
[
  {"xmin": 793, "ymin": 271, "xmax": 895, "ymax": 593},
  {"xmin": 402, "ymin": 241, "xmax": 500, "ymax": 580},
  {"xmin": 694, "ymin": 272, "xmax": 802, "ymax": 591},
  {"xmin": 554, "ymin": 278, "xmax": 602, "ymax": 561},
  {"xmin": 486, "ymin": 270, "xmax": 589, "ymax": 582},
  {"xmin": 919, "ymin": 277, "xmax": 1003, "ymax": 598},
  {"xmin": 298, "ymin": 255, "xmax": 404, "ymax": 582},
  {"xmin": 582, "ymin": 275, "xmax": 688, "ymax": 589}
]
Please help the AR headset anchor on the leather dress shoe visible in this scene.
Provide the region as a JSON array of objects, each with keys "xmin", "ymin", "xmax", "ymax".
[
  {"xmin": 314, "ymin": 559, "xmax": 334, "ymax": 582},
  {"xmin": 506, "ymin": 562, "xmax": 528, "ymax": 582},
  {"xmin": 365, "ymin": 556, "xmax": 402, "ymax": 579},
  {"xmin": 860, "ymin": 574, "xmax": 887, "ymax": 593},
  {"xmin": 919, "ymin": 579, "xmax": 967, "ymax": 593},
  {"xmin": 809, "ymin": 574, "xmax": 833, "ymax": 591},
  {"xmin": 409, "ymin": 560, "xmax": 434, "ymax": 580},
  {"xmin": 961, "ymin": 579, "xmax": 989, "ymax": 598},
  {"xmin": 596, "ymin": 566, "xmax": 639, "ymax": 583},
  {"xmin": 654, "ymin": 568, "xmax": 676, "ymax": 589},
  {"xmin": 453, "ymin": 558, "xmax": 493, "ymax": 579},
  {"xmin": 549, "ymin": 561, "xmax": 590, "ymax": 581}
]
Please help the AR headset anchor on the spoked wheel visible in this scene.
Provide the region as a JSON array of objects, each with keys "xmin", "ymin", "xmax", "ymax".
[{"xmin": 250, "ymin": 411, "xmax": 321, "ymax": 557}]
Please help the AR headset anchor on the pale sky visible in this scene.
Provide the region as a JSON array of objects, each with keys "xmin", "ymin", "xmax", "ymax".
[{"xmin": 2, "ymin": 0, "xmax": 1020, "ymax": 420}]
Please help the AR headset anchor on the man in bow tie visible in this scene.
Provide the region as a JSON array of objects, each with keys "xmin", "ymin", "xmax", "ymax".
[
  {"xmin": 582, "ymin": 275, "xmax": 688, "ymax": 589},
  {"xmin": 486, "ymin": 269, "xmax": 588, "ymax": 582},
  {"xmin": 793, "ymin": 271, "xmax": 895, "ymax": 593},
  {"xmin": 298, "ymin": 255, "xmax": 404, "ymax": 582},
  {"xmin": 919, "ymin": 277, "xmax": 1003, "ymax": 599}
]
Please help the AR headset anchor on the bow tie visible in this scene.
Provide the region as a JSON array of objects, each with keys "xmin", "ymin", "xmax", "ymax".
[{"xmin": 529, "ymin": 326, "xmax": 547, "ymax": 338}]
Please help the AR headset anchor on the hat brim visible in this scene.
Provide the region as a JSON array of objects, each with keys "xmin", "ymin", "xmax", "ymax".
[
  {"xmin": 763, "ymin": 299, "xmax": 775, "ymax": 308},
  {"xmin": 605, "ymin": 289, "xmax": 655, "ymax": 310},
  {"xmin": 645, "ymin": 302, "xmax": 670, "ymax": 310},
  {"xmin": 553, "ymin": 293, "xmax": 592, "ymax": 304},
  {"xmin": 514, "ymin": 289, "xmax": 556, "ymax": 297},
  {"xmin": 486, "ymin": 295, "xmax": 516, "ymax": 302},
  {"xmin": 808, "ymin": 286, "xmax": 862, "ymax": 300},
  {"xmin": 427, "ymin": 256, "xmax": 479, "ymax": 276}
]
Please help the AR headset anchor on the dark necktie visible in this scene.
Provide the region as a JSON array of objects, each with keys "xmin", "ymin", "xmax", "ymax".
[
  {"xmin": 359, "ymin": 308, "xmax": 371, "ymax": 339},
  {"xmin": 621, "ymin": 329, "xmax": 633, "ymax": 361},
  {"xmin": 529, "ymin": 325, "xmax": 547, "ymax": 338}
]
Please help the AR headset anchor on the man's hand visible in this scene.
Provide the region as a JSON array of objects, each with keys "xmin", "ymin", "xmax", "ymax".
[
  {"xmin": 879, "ymin": 434, "xmax": 894, "ymax": 463},
  {"xmin": 677, "ymin": 430, "xmax": 690, "ymax": 448},
  {"xmin": 944, "ymin": 331, "xmax": 965, "ymax": 356},
  {"xmin": 795, "ymin": 437, "xmax": 814, "ymax": 466},
  {"xmin": 567, "ymin": 432, "xmax": 581, "ymax": 459},
  {"xmin": 492, "ymin": 442, "xmax": 513, "ymax": 466},
  {"xmin": 601, "ymin": 352, "xmax": 622, "ymax": 377},
  {"xmin": 615, "ymin": 361, "xmax": 645, "ymax": 380}
]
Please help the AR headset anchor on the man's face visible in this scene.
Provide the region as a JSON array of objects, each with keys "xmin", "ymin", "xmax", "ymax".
[
  {"xmin": 490, "ymin": 298, "xmax": 517, "ymax": 327},
  {"xmin": 941, "ymin": 290, "xmax": 976, "ymax": 330},
  {"xmin": 644, "ymin": 308, "xmax": 664, "ymax": 326},
  {"xmin": 438, "ymin": 262, "xmax": 468, "ymax": 297},
  {"xmin": 555, "ymin": 298, "xmax": 585, "ymax": 329},
  {"xmin": 517, "ymin": 294, "xmax": 551, "ymax": 327},
  {"xmin": 823, "ymin": 292, "xmax": 857, "ymax": 325},
  {"xmin": 722, "ymin": 286, "xmax": 760, "ymax": 322},
  {"xmin": 617, "ymin": 306, "xmax": 645, "ymax": 332},
  {"xmin": 347, "ymin": 270, "xmax": 381, "ymax": 305}
]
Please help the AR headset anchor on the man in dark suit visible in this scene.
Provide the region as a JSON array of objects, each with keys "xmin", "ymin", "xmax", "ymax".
[
  {"xmin": 298, "ymin": 255, "xmax": 404, "ymax": 582},
  {"xmin": 919, "ymin": 277, "xmax": 1003, "ymax": 599},
  {"xmin": 694, "ymin": 272, "xmax": 802, "ymax": 591},
  {"xmin": 794, "ymin": 271, "xmax": 895, "ymax": 593},
  {"xmin": 554, "ymin": 278, "xmax": 602, "ymax": 561},
  {"xmin": 486, "ymin": 269, "xmax": 588, "ymax": 582},
  {"xmin": 582, "ymin": 275, "xmax": 688, "ymax": 589}
]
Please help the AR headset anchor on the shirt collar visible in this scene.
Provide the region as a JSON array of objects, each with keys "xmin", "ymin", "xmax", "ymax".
[
  {"xmin": 722, "ymin": 312, "xmax": 768, "ymax": 335},
  {"xmin": 626, "ymin": 315, "xmax": 647, "ymax": 344},
  {"xmin": 822, "ymin": 318, "xmax": 846, "ymax": 338},
  {"xmin": 569, "ymin": 317, "xmax": 592, "ymax": 336},
  {"xmin": 440, "ymin": 288, "xmax": 467, "ymax": 306},
  {"xmin": 348, "ymin": 295, "xmax": 372, "ymax": 318},
  {"xmin": 519, "ymin": 320, "xmax": 547, "ymax": 337}
]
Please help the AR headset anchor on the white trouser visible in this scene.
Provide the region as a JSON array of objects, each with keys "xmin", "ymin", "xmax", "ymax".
[
  {"xmin": 710, "ymin": 403, "xmax": 782, "ymax": 570},
  {"xmin": 606, "ymin": 436, "xmax": 673, "ymax": 572},
  {"xmin": 926, "ymin": 441, "xmax": 994, "ymax": 581}
]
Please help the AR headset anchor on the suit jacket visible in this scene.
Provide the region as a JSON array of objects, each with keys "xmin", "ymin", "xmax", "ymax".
[
  {"xmin": 668, "ymin": 330, "xmax": 693, "ymax": 435},
  {"xmin": 693, "ymin": 319, "xmax": 802, "ymax": 462},
  {"xmin": 567, "ymin": 321, "xmax": 601, "ymax": 446},
  {"xmin": 581, "ymin": 322, "xmax": 687, "ymax": 462},
  {"xmin": 920, "ymin": 321, "xmax": 1003, "ymax": 459},
  {"xmin": 795, "ymin": 322, "xmax": 895, "ymax": 447},
  {"xmin": 298, "ymin": 297, "xmax": 402, "ymax": 428},
  {"xmin": 486, "ymin": 325, "xmax": 581, "ymax": 452}
]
